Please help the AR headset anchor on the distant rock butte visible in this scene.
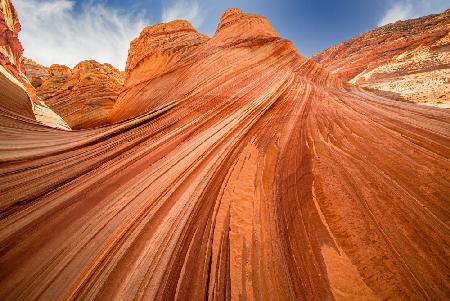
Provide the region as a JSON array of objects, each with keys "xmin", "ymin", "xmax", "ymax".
[
  {"xmin": 33, "ymin": 60, "xmax": 124, "ymax": 129},
  {"xmin": 0, "ymin": 0, "xmax": 69, "ymax": 129},
  {"xmin": 1, "ymin": 6, "xmax": 449, "ymax": 301},
  {"xmin": 23, "ymin": 57, "xmax": 49, "ymax": 88},
  {"xmin": 313, "ymin": 9, "xmax": 450, "ymax": 107}
]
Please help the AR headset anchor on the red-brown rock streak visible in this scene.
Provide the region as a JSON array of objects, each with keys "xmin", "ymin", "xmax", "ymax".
[{"xmin": 0, "ymin": 7, "xmax": 449, "ymax": 301}]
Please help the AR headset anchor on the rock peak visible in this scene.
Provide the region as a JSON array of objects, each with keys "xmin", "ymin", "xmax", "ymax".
[
  {"xmin": 121, "ymin": 18, "xmax": 209, "ymax": 91},
  {"xmin": 221, "ymin": 8, "xmax": 242, "ymax": 19},
  {"xmin": 139, "ymin": 19, "xmax": 196, "ymax": 37},
  {"xmin": 215, "ymin": 8, "xmax": 278, "ymax": 39}
]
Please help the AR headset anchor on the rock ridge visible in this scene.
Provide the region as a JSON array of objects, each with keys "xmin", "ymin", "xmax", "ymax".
[{"xmin": 313, "ymin": 9, "xmax": 450, "ymax": 107}]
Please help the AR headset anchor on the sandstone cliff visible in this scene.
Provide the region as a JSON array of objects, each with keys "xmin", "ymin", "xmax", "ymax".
[
  {"xmin": 0, "ymin": 0, "xmax": 69, "ymax": 129},
  {"xmin": 33, "ymin": 60, "xmax": 124, "ymax": 129},
  {"xmin": 313, "ymin": 9, "xmax": 450, "ymax": 107},
  {"xmin": 1, "ymin": 7, "xmax": 449, "ymax": 301}
]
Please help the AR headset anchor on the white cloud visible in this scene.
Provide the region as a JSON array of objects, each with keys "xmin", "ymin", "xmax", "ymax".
[
  {"xmin": 162, "ymin": 0, "xmax": 204, "ymax": 28},
  {"xmin": 378, "ymin": 0, "xmax": 449, "ymax": 26},
  {"xmin": 15, "ymin": 0, "xmax": 148, "ymax": 70},
  {"xmin": 378, "ymin": 2, "xmax": 413, "ymax": 25}
]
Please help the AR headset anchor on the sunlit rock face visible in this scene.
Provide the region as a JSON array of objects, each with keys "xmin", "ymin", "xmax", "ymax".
[
  {"xmin": 33, "ymin": 60, "xmax": 124, "ymax": 129},
  {"xmin": 111, "ymin": 19, "xmax": 209, "ymax": 121},
  {"xmin": 112, "ymin": 8, "xmax": 341, "ymax": 122},
  {"xmin": 313, "ymin": 9, "xmax": 450, "ymax": 107},
  {"xmin": 1, "ymin": 6, "xmax": 450, "ymax": 301}
]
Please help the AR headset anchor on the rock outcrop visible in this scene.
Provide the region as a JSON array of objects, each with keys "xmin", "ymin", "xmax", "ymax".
[
  {"xmin": 313, "ymin": 9, "xmax": 450, "ymax": 107},
  {"xmin": 23, "ymin": 57, "xmax": 49, "ymax": 87},
  {"xmin": 1, "ymin": 7, "xmax": 449, "ymax": 301},
  {"xmin": 112, "ymin": 20, "xmax": 209, "ymax": 121},
  {"xmin": 112, "ymin": 9, "xmax": 314, "ymax": 121},
  {"xmin": 0, "ymin": 0, "xmax": 23, "ymax": 82},
  {"xmin": 124, "ymin": 20, "xmax": 208, "ymax": 84},
  {"xmin": 34, "ymin": 60, "xmax": 124, "ymax": 129},
  {"xmin": 0, "ymin": 0, "xmax": 69, "ymax": 129}
]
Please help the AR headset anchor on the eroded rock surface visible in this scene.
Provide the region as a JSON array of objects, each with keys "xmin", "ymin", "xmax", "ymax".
[
  {"xmin": 34, "ymin": 60, "xmax": 124, "ymax": 129},
  {"xmin": 23, "ymin": 57, "xmax": 49, "ymax": 88},
  {"xmin": 313, "ymin": 9, "xmax": 450, "ymax": 107},
  {"xmin": 1, "ymin": 7, "xmax": 449, "ymax": 301},
  {"xmin": 112, "ymin": 19, "xmax": 209, "ymax": 121}
]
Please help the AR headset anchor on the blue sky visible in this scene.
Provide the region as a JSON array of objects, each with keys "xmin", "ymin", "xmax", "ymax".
[{"xmin": 15, "ymin": 0, "xmax": 449, "ymax": 69}]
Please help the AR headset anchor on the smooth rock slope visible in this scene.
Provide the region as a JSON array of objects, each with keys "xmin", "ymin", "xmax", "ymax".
[
  {"xmin": 313, "ymin": 9, "xmax": 450, "ymax": 107},
  {"xmin": 1, "ymin": 6, "xmax": 449, "ymax": 301}
]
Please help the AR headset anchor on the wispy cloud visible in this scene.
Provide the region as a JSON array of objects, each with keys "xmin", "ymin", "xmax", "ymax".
[
  {"xmin": 378, "ymin": 0, "xmax": 449, "ymax": 26},
  {"xmin": 162, "ymin": 0, "xmax": 205, "ymax": 28},
  {"xmin": 15, "ymin": 0, "xmax": 148, "ymax": 70}
]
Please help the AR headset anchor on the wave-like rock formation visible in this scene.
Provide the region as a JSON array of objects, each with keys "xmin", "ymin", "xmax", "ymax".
[
  {"xmin": 30, "ymin": 60, "xmax": 124, "ymax": 129},
  {"xmin": 313, "ymin": 9, "xmax": 450, "ymax": 107},
  {"xmin": 112, "ymin": 19, "xmax": 209, "ymax": 121},
  {"xmin": 1, "ymin": 6, "xmax": 450, "ymax": 301}
]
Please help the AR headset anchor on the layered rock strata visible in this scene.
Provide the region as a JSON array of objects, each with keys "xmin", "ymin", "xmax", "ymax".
[
  {"xmin": 113, "ymin": 20, "xmax": 209, "ymax": 121},
  {"xmin": 1, "ymin": 7, "xmax": 449, "ymax": 301},
  {"xmin": 313, "ymin": 9, "xmax": 450, "ymax": 107},
  {"xmin": 35, "ymin": 60, "xmax": 124, "ymax": 129}
]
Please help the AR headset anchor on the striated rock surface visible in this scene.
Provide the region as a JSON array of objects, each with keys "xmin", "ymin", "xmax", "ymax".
[
  {"xmin": 113, "ymin": 19, "xmax": 209, "ymax": 121},
  {"xmin": 1, "ymin": 7, "xmax": 450, "ymax": 301},
  {"xmin": 124, "ymin": 20, "xmax": 208, "ymax": 83},
  {"xmin": 112, "ymin": 9, "xmax": 287, "ymax": 122},
  {"xmin": 34, "ymin": 60, "xmax": 124, "ymax": 129},
  {"xmin": 313, "ymin": 9, "xmax": 450, "ymax": 107}
]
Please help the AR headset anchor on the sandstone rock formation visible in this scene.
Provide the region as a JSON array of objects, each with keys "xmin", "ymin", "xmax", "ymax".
[
  {"xmin": 1, "ymin": 6, "xmax": 449, "ymax": 301},
  {"xmin": 113, "ymin": 19, "xmax": 209, "ymax": 120},
  {"xmin": 23, "ymin": 57, "xmax": 48, "ymax": 87},
  {"xmin": 34, "ymin": 60, "xmax": 124, "ymax": 129},
  {"xmin": 0, "ymin": 0, "xmax": 23, "ymax": 83},
  {"xmin": 313, "ymin": 9, "xmax": 450, "ymax": 107},
  {"xmin": 0, "ymin": 0, "xmax": 69, "ymax": 129}
]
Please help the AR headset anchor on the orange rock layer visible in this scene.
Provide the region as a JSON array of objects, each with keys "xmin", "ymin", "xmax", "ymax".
[
  {"xmin": 22, "ymin": 57, "xmax": 49, "ymax": 88},
  {"xmin": 34, "ymin": 60, "xmax": 124, "ymax": 129},
  {"xmin": 0, "ymin": 7, "xmax": 449, "ymax": 301},
  {"xmin": 313, "ymin": 9, "xmax": 450, "ymax": 107}
]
